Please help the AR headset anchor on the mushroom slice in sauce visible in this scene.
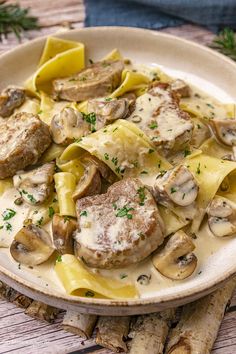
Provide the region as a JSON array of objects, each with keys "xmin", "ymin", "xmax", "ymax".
[
  {"xmin": 152, "ymin": 230, "xmax": 197, "ymax": 280},
  {"xmin": 153, "ymin": 165, "xmax": 199, "ymax": 207},
  {"xmin": 13, "ymin": 162, "xmax": 55, "ymax": 205},
  {"xmin": 170, "ymin": 79, "xmax": 191, "ymax": 98},
  {"xmin": 10, "ymin": 224, "xmax": 55, "ymax": 266},
  {"xmin": 81, "ymin": 154, "xmax": 117, "ymax": 184},
  {"xmin": 52, "ymin": 214, "xmax": 77, "ymax": 254},
  {"xmin": 50, "ymin": 107, "xmax": 90, "ymax": 146},
  {"xmin": 207, "ymin": 196, "xmax": 236, "ymax": 237},
  {"xmin": 210, "ymin": 118, "xmax": 236, "ymax": 146},
  {"xmin": 87, "ymin": 97, "xmax": 130, "ymax": 128},
  {"xmin": 72, "ymin": 163, "xmax": 102, "ymax": 202},
  {"xmin": 0, "ymin": 87, "xmax": 25, "ymax": 117},
  {"xmin": 52, "ymin": 60, "xmax": 124, "ymax": 102}
]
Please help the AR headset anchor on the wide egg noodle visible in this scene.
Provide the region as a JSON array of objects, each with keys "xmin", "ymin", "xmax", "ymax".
[
  {"xmin": 55, "ymin": 254, "xmax": 138, "ymax": 299},
  {"xmin": 25, "ymin": 37, "xmax": 85, "ymax": 95}
]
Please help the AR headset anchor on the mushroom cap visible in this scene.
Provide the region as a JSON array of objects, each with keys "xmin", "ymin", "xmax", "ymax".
[
  {"xmin": 210, "ymin": 118, "xmax": 236, "ymax": 146},
  {"xmin": 207, "ymin": 196, "xmax": 236, "ymax": 237},
  {"xmin": 10, "ymin": 224, "xmax": 55, "ymax": 266},
  {"xmin": 50, "ymin": 107, "xmax": 90, "ymax": 146},
  {"xmin": 72, "ymin": 163, "xmax": 102, "ymax": 202},
  {"xmin": 13, "ymin": 162, "xmax": 55, "ymax": 205},
  {"xmin": 52, "ymin": 214, "xmax": 77, "ymax": 254},
  {"xmin": 152, "ymin": 230, "xmax": 197, "ymax": 280},
  {"xmin": 154, "ymin": 165, "xmax": 199, "ymax": 207}
]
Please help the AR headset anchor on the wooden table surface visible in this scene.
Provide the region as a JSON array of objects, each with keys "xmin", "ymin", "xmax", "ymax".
[{"xmin": 0, "ymin": 1, "xmax": 236, "ymax": 353}]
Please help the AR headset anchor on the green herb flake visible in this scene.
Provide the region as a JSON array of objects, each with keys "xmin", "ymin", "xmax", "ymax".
[
  {"xmin": 116, "ymin": 205, "xmax": 134, "ymax": 219},
  {"xmin": 137, "ymin": 187, "xmax": 146, "ymax": 206},
  {"xmin": 140, "ymin": 170, "xmax": 148, "ymax": 175},
  {"xmin": 37, "ymin": 110, "xmax": 43, "ymax": 114},
  {"xmin": 170, "ymin": 187, "xmax": 177, "ymax": 194},
  {"xmin": 111, "ymin": 157, "xmax": 118, "ymax": 166},
  {"xmin": 85, "ymin": 290, "xmax": 95, "ymax": 297},
  {"xmin": 80, "ymin": 210, "xmax": 87, "ymax": 217},
  {"xmin": 48, "ymin": 206, "xmax": 55, "ymax": 218},
  {"xmin": 104, "ymin": 153, "xmax": 109, "ymax": 160},
  {"xmin": 5, "ymin": 222, "xmax": 12, "ymax": 232},
  {"xmin": 56, "ymin": 255, "xmax": 62, "ymax": 263},
  {"xmin": 184, "ymin": 149, "xmax": 191, "ymax": 157},
  {"xmin": 196, "ymin": 163, "xmax": 201, "ymax": 174},
  {"xmin": 120, "ymin": 273, "xmax": 128, "ymax": 279},
  {"xmin": 36, "ymin": 217, "xmax": 44, "ymax": 226},
  {"xmin": 2, "ymin": 208, "xmax": 16, "ymax": 221},
  {"xmin": 112, "ymin": 203, "xmax": 117, "ymax": 210},
  {"xmin": 148, "ymin": 149, "xmax": 155, "ymax": 154},
  {"xmin": 105, "ymin": 97, "xmax": 112, "ymax": 101},
  {"xmin": 82, "ymin": 112, "xmax": 96, "ymax": 132},
  {"xmin": 197, "ymin": 124, "xmax": 202, "ymax": 129},
  {"xmin": 149, "ymin": 122, "xmax": 158, "ymax": 130}
]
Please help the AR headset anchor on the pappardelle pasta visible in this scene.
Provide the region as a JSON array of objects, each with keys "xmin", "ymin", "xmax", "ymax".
[{"xmin": 0, "ymin": 37, "xmax": 236, "ymax": 300}]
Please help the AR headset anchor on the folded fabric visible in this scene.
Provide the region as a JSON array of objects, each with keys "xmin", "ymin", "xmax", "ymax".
[{"xmin": 85, "ymin": 0, "xmax": 236, "ymax": 32}]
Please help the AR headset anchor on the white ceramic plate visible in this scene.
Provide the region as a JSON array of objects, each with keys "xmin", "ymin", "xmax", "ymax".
[{"xmin": 0, "ymin": 27, "xmax": 236, "ymax": 316}]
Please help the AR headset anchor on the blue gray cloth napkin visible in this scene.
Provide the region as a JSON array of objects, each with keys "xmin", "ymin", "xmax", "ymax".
[{"xmin": 85, "ymin": 0, "xmax": 236, "ymax": 32}]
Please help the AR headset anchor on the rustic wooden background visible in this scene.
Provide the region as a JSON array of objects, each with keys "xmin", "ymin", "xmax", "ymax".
[{"xmin": 0, "ymin": 1, "xmax": 236, "ymax": 353}]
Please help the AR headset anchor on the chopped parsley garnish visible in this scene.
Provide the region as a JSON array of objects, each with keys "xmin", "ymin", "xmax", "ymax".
[
  {"xmin": 206, "ymin": 103, "xmax": 214, "ymax": 109},
  {"xmin": 48, "ymin": 207, "xmax": 55, "ymax": 218},
  {"xmin": 113, "ymin": 127, "xmax": 118, "ymax": 132},
  {"xmin": 56, "ymin": 255, "xmax": 62, "ymax": 263},
  {"xmin": 148, "ymin": 149, "xmax": 155, "ymax": 154},
  {"xmin": 74, "ymin": 137, "xmax": 82, "ymax": 143},
  {"xmin": 64, "ymin": 216, "xmax": 71, "ymax": 223},
  {"xmin": 2, "ymin": 208, "xmax": 16, "ymax": 221},
  {"xmin": 105, "ymin": 97, "xmax": 112, "ymax": 101},
  {"xmin": 80, "ymin": 210, "xmax": 88, "ymax": 217},
  {"xmin": 36, "ymin": 217, "xmax": 44, "ymax": 226},
  {"xmin": 37, "ymin": 110, "xmax": 43, "ymax": 114},
  {"xmin": 182, "ymin": 193, "xmax": 186, "ymax": 200},
  {"xmin": 137, "ymin": 187, "xmax": 146, "ymax": 206},
  {"xmin": 82, "ymin": 112, "xmax": 96, "ymax": 132},
  {"xmin": 85, "ymin": 290, "xmax": 95, "ymax": 297},
  {"xmin": 116, "ymin": 205, "xmax": 134, "ymax": 219},
  {"xmin": 22, "ymin": 190, "xmax": 37, "ymax": 204},
  {"xmin": 196, "ymin": 163, "xmax": 201, "ymax": 174},
  {"xmin": 112, "ymin": 203, "xmax": 117, "ymax": 210},
  {"xmin": 197, "ymin": 124, "xmax": 202, "ymax": 129},
  {"xmin": 111, "ymin": 157, "xmax": 118, "ymax": 166},
  {"xmin": 120, "ymin": 273, "xmax": 128, "ymax": 279},
  {"xmin": 68, "ymin": 78, "xmax": 76, "ymax": 82},
  {"xmin": 184, "ymin": 149, "xmax": 191, "ymax": 157},
  {"xmin": 104, "ymin": 153, "xmax": 109, "ymax": 160},
  {"xmin": 149, "ymin": 122, "xmax": 158, "ymax": 129},
  {"xmin": 5, "ymin": 222, "xmax": 12, "ymax": 231},
  {"xmin": 140, "ymin": 170, "xmax": 148, "ymax": 174},
  {"xmin": 170, "ymin": 187, "xmax": 177, "ymax": 194},
  {"xmin": 0, "ymin": 225, "xmax": 3, "ymax": 230}
]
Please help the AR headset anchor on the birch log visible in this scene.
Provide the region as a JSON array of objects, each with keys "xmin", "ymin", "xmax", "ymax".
[
  {"xmin": 128, "ymin": 309, "xmax": 176, "ymax": 354},
  {"xmin": 62, "ymin": 310, "xmax": 97, "ymax": 338},
  {"xmin": 165, "ymin": 277, "xmax": 236, "ymax": 354},
  {"xmin": 96, "ymin": 316, "xmax": 131, "ymax": 352},
  {"xmin": 25, "ymin": 300, "xmax": 59, "ymax": 323}
]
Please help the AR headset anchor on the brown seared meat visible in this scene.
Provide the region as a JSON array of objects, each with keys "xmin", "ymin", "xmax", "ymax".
[
  {"xmin": 127, "ymin": 83, "xmax": 193, "ymax": 156},
  {"xmin": 74, "ymin": 178, "xmax": 165, "ymax": 269},
  {"xmin": 52, "ymin": 60, "xmax": 124, "ymax": 102},
  {"xmin": 0, "ymin": 87, "xmax": 25, "ymax": 118},
  {"xmin": 0, "ymin": 113, "xmax": 52, "ymax": 179},
  {"xmin": 170, "ymin": 79, "xmax": 191, "ymax": 98}
]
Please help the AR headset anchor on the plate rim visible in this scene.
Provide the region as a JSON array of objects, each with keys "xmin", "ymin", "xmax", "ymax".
[{"xmin": 0, "ymin": 26, "xmax": 236, "ymax": 314}]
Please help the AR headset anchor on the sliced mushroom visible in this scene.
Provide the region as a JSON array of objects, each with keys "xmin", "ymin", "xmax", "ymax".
[
  {"xmin": 0, "ymin": 87, "xmax": 25, "ymax": 117},
  {"xmin": 10, "ymin": 224, "xmax": 55, "ymax": 266},
  {"xmin": 52, "ymin": 214, "xmax": 77, "ymax": 254},
  {"xmin": 72, "ymin": 163, "xmax": 101, "ymax": 202},
  {"xmin": 81, "ymin": 154, "xmax": 117, "ymax": 184},
  {"xmin": 191, "ymin": 119, "xmax": 211, "ymax": 148},
  {"xmin": 13, "ymin": 162, "xmax": 55, "ymax": 205},
  {"xmin": 87, "ymin": 97, "xmax": 130, "ymax": 127},
  {"xmin": 222, "ymin": 146, "xmax": 236, "ymax": 162},
  {"xmin": 207, "ymin": 196, "xmax": 236, "ymax": 237},
  {"xmin": 170, "ymin": 79, "xmax": 191, "ymax": 98},
  {"xmin": 152, "ymin": 230, "xmax": 197, "ymax": 280},
  {"xmin": 153, "ymin": 165, "xmax": 199, "ymax": 207},
  {"xmin": 210, "ymin": 118, "xmax": 236, "ymax": 146},
  {"xmin": 50, "ymin": 107, "xmax": 90, "ymax": 146}
]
